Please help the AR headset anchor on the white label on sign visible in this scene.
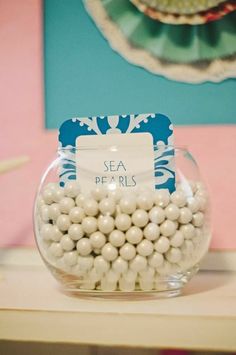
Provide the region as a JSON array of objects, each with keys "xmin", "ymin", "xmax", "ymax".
[{"xmin": 76, "ymin": 133, "xmax": 155, "ymax": 194}]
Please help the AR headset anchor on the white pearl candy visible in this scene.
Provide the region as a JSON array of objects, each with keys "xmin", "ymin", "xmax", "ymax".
[
  {"xmin": 154, "ymin": 236, "xmax": 170, "ymax": 253},
  {"xmin": 126, "ymin": 226, "xmax": 143, "ymax": 244},
  {"xmin": 120, "ymin": 243, "xmax": 136, "ymax": 260},
  {"xmin": 64, "ymin": 251, "xmax": 78, "ymax": 266},
  {"xmin": 90, "ymin": 231, "xmax": 106, "ymax": 249},
  {"xmin": 40, "ymin": 223, "xmax": 53, "ymax": 241},
  {"xmin": 187, "ymin": 197, "xmax": 200, "ymax": 213},
  {"xmin": 137, "ymin": 239, "xmax": 154, "ymax": 257},
  {"xmin": 148, "ymin": 252, "xmax": 164, "ymax": 268},
  {"xmin": 76, "ymin": 238, "xmax": 92, "ymax": 256},
  {"xmin": 160, "ymin": 220, "xmax": 176, "ymax": 237},
  {"xmin": 119, "ymin": 195, "xmax": 136, "ymax": 214},
  {"xmin": 132, "ymin": 209, "xmax": 149, "ymax": 228},
  {"xmin": 101, "ymin": 277, "xmax": 117, "ymax": 291},
  {"xmin": 99, "ymin": 198, "xmax": 116, "ymax": 215},
  {"xmin": 59, "ymin": 197, "xmax": 75, "ymax": 214},
  {"xmin": 109, "ymin": 230, "xmax": 125, "ymax": 247},
  {"xmin": 119, "ymin": 270, "xmax": 136, "ymax": 291},
  {"xmin": 170, "ymin": 231, "xmax": 184, "ymax": 247},
  {"xmin": 49, "ymin": 242, "xmax": 63, "ymax": 257},
  {"xmin": 154, "ymin": 189, "xmax": 170, "ymax": 208},
  {"xmin": 165, "ymin": 248, "xmax": 182, "ymax": 263},
  {"xmin": 75, "ymin": 194, "xmax": 86, "ymax": 207},
  {"xmin": 40, "ymin": 205, "xmax": 50, "ymax": 222},
  {"xmin": 94, "ymin": 255, "xmax": 110, "ymax": 273},
  {"xmin": 165, "ymin": 203, "xmax": 180, "ymax": 221},
  {"xmin": 43, "ymin": 189, "xmax": 54, "ymax": 204},
  {"xmin": 49, "ymin": 203, "xmax": 61, "ymax": 221},
  {"xmin": 192, "ymin": 212, "xmax": 204, "ymax": 227},
  {"xmin": 52, "ymin": 186, "xmax": 64, "ymax": 203},
  {"xmin": 179, "ymin": 207, "xmax": 192, "ymax": 224},
  {"xmin": 108, "ymin": 188, "xmax": 122, "ymax": 202},
  {"xmin": 171, "ymin": 190, "xmax": 187, "ymax": 207},
  {"xmin": 139, "ymin": 278, "xmax": 153, "ymax": 291},
  {"xmin": 180, "ymin": 224, "xmax": 195, "ymax": 239},
  {"xmin": 56, "ymin": 215, "xmax": 71, "ymax": 231},
  {"xmin": 68, "ymin": 224, "xmax": 84, "ymax": 241},
  {"xmin": 148, "ymin": 206, "xmax": 165, "ymax": 224},
  {"xmin": 137, "ymin": 192, "xmax": 154, "ymax": 211},
  {"xmin": 69, "ymin": 207, "xmax": 85, "ymax": 223},
  {"xmin": 81, "ymin": 217, "xmax": 97, "ymax": 234},
  {"xmin": 91, "ymin": 186, "xmax": 107, "ymax": 201},
  {"xmin": 143, "ymin": 223, "xmax": 160, "ymax": 241},
  {"xmin": 77, "ymin": 255, "xmax": 94, "ymax": 271},
  {"xmin": 89, "ymin": 268, "xmax": 102, "ymax": 282},
  {"xmin": 112, "ymin": 256, "xmax": 128, "ymax": 274},
  {"xmin": 64, "ymin": 181, "xmax": 80, "ymax": 198},
  {"xmin": 129, "ymin": 255, "xmax": 147, "ymax": 272},
  {"xmin": 83, "ymin": 198, "xmax": 99, "ymax": 217},
  {"xmin": 60, "ymin": 234, "xmax": 75, "ymax": 251},
  {"xmin": 51, "ymin": 225, "xmax": 63, "ymax": 242},
  {"xmin": 101, "ymin": 243, "xmax": 118, "ymax": 261},
  {"xmin": 115, "ymin": 214, "xmax": 131, "ymax": 231},
  {"xmin": 98, "ymin": 215, "xmax": 114, "ymax": 234}
]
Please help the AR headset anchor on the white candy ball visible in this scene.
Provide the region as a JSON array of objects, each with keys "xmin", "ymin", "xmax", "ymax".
[
  {"xmin": 40, "ymin": 205, "xmax": 50, "ymax": 222},
  {"xmin": 77, "ymin": 255, "xmax": 94, "ymax": 271},
  {"xmin": 60, "ymin": 234, "xmax": 75, "ymax": 251},
  {"xmin": 139, "ymin": 278, "xmax": 153, "ymax": 291},
  {"xmin": 115, "ymin": 214, "xmax": 131, "ymax": 231},
  {"xmin": 154, "ymin": 236, "xmax": 170, "ymax": 253},
  {"xmin": 139, "ymin": 266, "xmax": 155, "ymax": 279},
  {"xmin": 148, "ymin": 252, "xmax": 164, "ymax": 268},
  {"xmin": 64, "ymin": 181, "xmax": 80, "ymax": 198},
  {"xmin": 75, "ymin": 194, "xmax": 86, "ymax": 207},
  {"xmin": 52, "ymin": 186, "xmax": 64, "ymax": 203},
  {"xmin": 132, "ymin": 209, "xmax": 149, "ymax": 228},
  {"xmin": 42, "ymin": 189, "xmax": 54, "ymax": 204},
  {"xmin": 49, "ymin": 203, "xmax": 61, "ymax": 221},
  {"xmin": 165, "ymin": 203, "xmax": 180, "ymax": 221},
  {"xmin": 180, "ymin": 224, "xmax": 195, "ymax": 239},
  {"xmin": 56, "ymin": 214, "xmax": 71, "ymax": 231},
  {"xmin": 81, "ymin": 217, "xmax": 97, "ymax": 234},
  {"xmin": 119, "ymin": 195, "xmax": 136, "ymax": 214},
  {"xmin": 187, "ymin": 197, "xmax": 200, "ymax": 213},
  {"xmin": 40, "ymin": 223, "xmax": 53, "ymax": 241},
  {"xmin": 112, "ymin": 256, "xmax": 128, "ymax": 274},
  {"xmin": 108, "ymin": 188, "xmax": 122, "ymax": 202},
  {"xmin": 171, "ymin": 190, "xmax": 187, "ymax": 207},
  {"xmin": 137, "ymin": 192, "xmax": 154, "ymax": 211},
  {"xmin": 143, "ymin": 223, "xmax": 160, "ymax": 241},
  {"xmin": 89, "ymin": 268, "xmax": 102, "ymax": 282},
  {"xmin": 129, "ymin": 255, "xmax": 147, "ymax": 272},
  {"xmin": 137, "ymin": 239, "xmax": 154, "ymax": 257},
  {"xmin": 192, "ymin": 212, "xmax": 204, "ymax": 227},
  {"xmin": 157, "ymin": 260, "xmax": 172, "ymax": 275},
  {"xmin": 69, "ymin": 207, "xmax": 85, "ymax": 223},
  {"xmin": 169, "ymin": 231, "xmax": 184, "ymax": 247},
  {"xmin": 126, "ymin": 226, "xmax": 143, "ymax": 244},
  {"xmin": 51, "ymin": 225, "xmax": 63, "ymax": 242},
  {"xmin": 99, "ymin": 198, "xmax": 116, "ymax": 215},
  {"xmin": 91, "ymin": 186, "xmax": 107, "ymax": 201},
  {"xmin": 59, "ymin": 197, "xmax": 75, "ymax": 214},
  {"xmin": 160, "ymin": 220, "xmax": 176, "ymax": 237},
  {"xmin": 68, "ymin": 224, "xmax": 84, "ymax": 241},
  {"xmin": 101, "ymin": 278, "xmax": 117, "ymax": 291},
  {"xmin": 106, "ymin": 269, "xmax": 120, "ymax": 283},
  {"xmin": 83, "ymin": 198, "xmax": 99, "ymax": 217},
  {"xmin": 181, "ymin": 240, "xmax": 194, "ymax": 255},
  {"xmin": 101, "ymin": 243, "xmax": 118, "ymax": 261},
  {"xmin": 148, "ymin": 206, "xmax": 165, "ymax": 224},
  {"xmin": 179, "ymin": 207, "xmax": 192, "ymax": 224},
  {"xmin": 98, "ymin": 215, "xmax": 114, "ymax": 234},
  {"xmin": 109, "ymin": 230, "xmax": 125, "ymax": 247},
  {"xmin": 49, "ymin": 242, "xmax": 63, "ymax": 257},
  {"xmin": 120, "ymin": 243, "xmax": 136, "ymax": 260},
  {"xmin": 154, "ymin": 189, "xmax": 170, "ymax": 208},
  {"xmin": 90, "ymin": 231, "xmax": 106, "ymax": 249},
  {"xmin": 197, "ymin": 197, "xmax": 207, "ymax": 212},
  {"xmin": 119, "ymin": 278, "xmax": 135, "ymax": 292},
  {"xmin": 94, "ymin": 255, "xmax": 110, "ymax": 273},
  {"xmin": 165, "ymin": 248, "xmax": 182, "ymax": 263},
  {"xmin": 63, "ymin": 251, "xmax": 78, "ymax": 266},
  {"xmin": 76, "ymin": 238, "xmax": 92, "ymax": 256}
]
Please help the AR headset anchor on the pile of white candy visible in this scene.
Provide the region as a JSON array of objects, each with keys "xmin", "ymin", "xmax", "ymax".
[{"xmin": 36, "ymin": 181, "xmax": 208, "ymax": 291}]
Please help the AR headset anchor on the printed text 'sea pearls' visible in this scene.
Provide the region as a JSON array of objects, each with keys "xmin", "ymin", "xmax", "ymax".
[
  {"xmin": 98, "ymin": 215, "xmax": 114, "ymax": 234},
  {"xmin": 109, "ymin": 230, "xmax": 125, "ymax": 247},
  {"xmin": 148, "ymin": 206, "xmax": 165, "ymax": 224},
  {"xmin": 165, "ymin": 203, "xmax": 180, "ymax": 221},
  {"xmin": 115, "ymin": 214, "xmax": 131, "ymax": 231},
  {"xmin": 154, "ymin": 236, "xmax": 170, "ymax": 253},
  {"xmin": 143, "ymin": 223, "xmax": 160, "ymax": 241},
  {"xmin": 169, "ymin": 231, "xmax": 184, "ymax": 247},
  {"xmin": 59, "ymin": 197, "xmax": 75, "ymax": 214},
  {"xmin": 76, "ymin": 238, "xmax": 92, "ymax": 256},
  {"xmin": 90, "ymin": 231, "xmax": 106, "ymax": 249},
  {"xmin": 179, "ymin": 207, "xmax": 193, "ymax": 224},
  {"xmin": 64, "ymin": 181, "xmax": 80, "ymax": 198},
  {"xmin": 101, "ymin": 243, "xmax": 118, "ymax": 261},
  {"xmin": 119, "ymin": 196, "xmax": 136, "ymax": 214},
  {"xmin": 83, "ymin": 198, "xmax": 99, "ymax": 217},
  {"xmin": 99, "ymin": 198, "xmax": 116, "ymax": 215},
  {"xmin": 137, "ymin": 193, "xmax": 154, "ymax": 211},
  {"xmin": 132, "ymin": 209, "xmax": 149, "ymax": 228},
  {"xmin": 160, "ymin": 220, "xmax": 176, "ymax": 237},
  {"xmin": 126, "ymin": 226, "xmax": 143, "ymax": 244},
  {"xmin": 60, "ymin": 235, "xmax": 75, "ymax": 251},
  {"xmin": 137, "ymin": 239, "xmax": 154, "ymax": 257},
  {"xmin": 56, "ymin": 215, "xmax": 71, "ymax": 231},
  {"xmin": 112, "ymin": 257, "xmax": 128, "ymax": 273},
  {"xmin": 69, "ymin": 207, "xmax": 85, "ymax": 223},
  {"xmin": 91, "ymin": 186, "xmax": 107, "ymax": 201},
  {"xmin": 81, "ymin": 217, "xmax": 97, "ymax": 234},
  {"xmin": 120, "ymin": 243, "xmax": 136, "ymax": 260},
  {"xmin": 129, "ymin": 255, "xmax": 147, "ymax": 272},
  {"xmin": 68, "ymin": 224, "xmax": 84, "ymax": 240},
  {"xmin": 148, "ymin": 252, "xmax": 164, "ymax": 268},
  {"xmin": 154, "ymin": 189, "xmax": 170, "ymax": 208}
]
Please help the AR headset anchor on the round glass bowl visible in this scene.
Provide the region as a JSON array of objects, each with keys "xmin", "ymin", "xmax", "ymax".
[{"xmin": 34, "ymin": 146, "xmax": 211, "ymax": 298}]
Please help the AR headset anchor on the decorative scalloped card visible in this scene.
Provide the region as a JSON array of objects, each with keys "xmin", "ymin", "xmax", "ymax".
[{"xmin": 58, "ymin": 113, "xmax": 175, "ymax": 192}]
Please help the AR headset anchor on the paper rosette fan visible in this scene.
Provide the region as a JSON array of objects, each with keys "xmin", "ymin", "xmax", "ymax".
[{"xmin": 84, "ymin": 0, "xmax": 236, "ymax": 83}]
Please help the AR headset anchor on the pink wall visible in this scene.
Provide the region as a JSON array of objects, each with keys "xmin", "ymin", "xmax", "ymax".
[{"xmin": 0, "ymin": 0, "xmax": 236, "ymax": 249}]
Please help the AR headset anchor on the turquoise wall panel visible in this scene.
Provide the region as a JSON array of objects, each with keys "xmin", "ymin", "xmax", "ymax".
[{"xmin": 44, "ymin": 0, "xmax": 236, "ymax": 129}]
